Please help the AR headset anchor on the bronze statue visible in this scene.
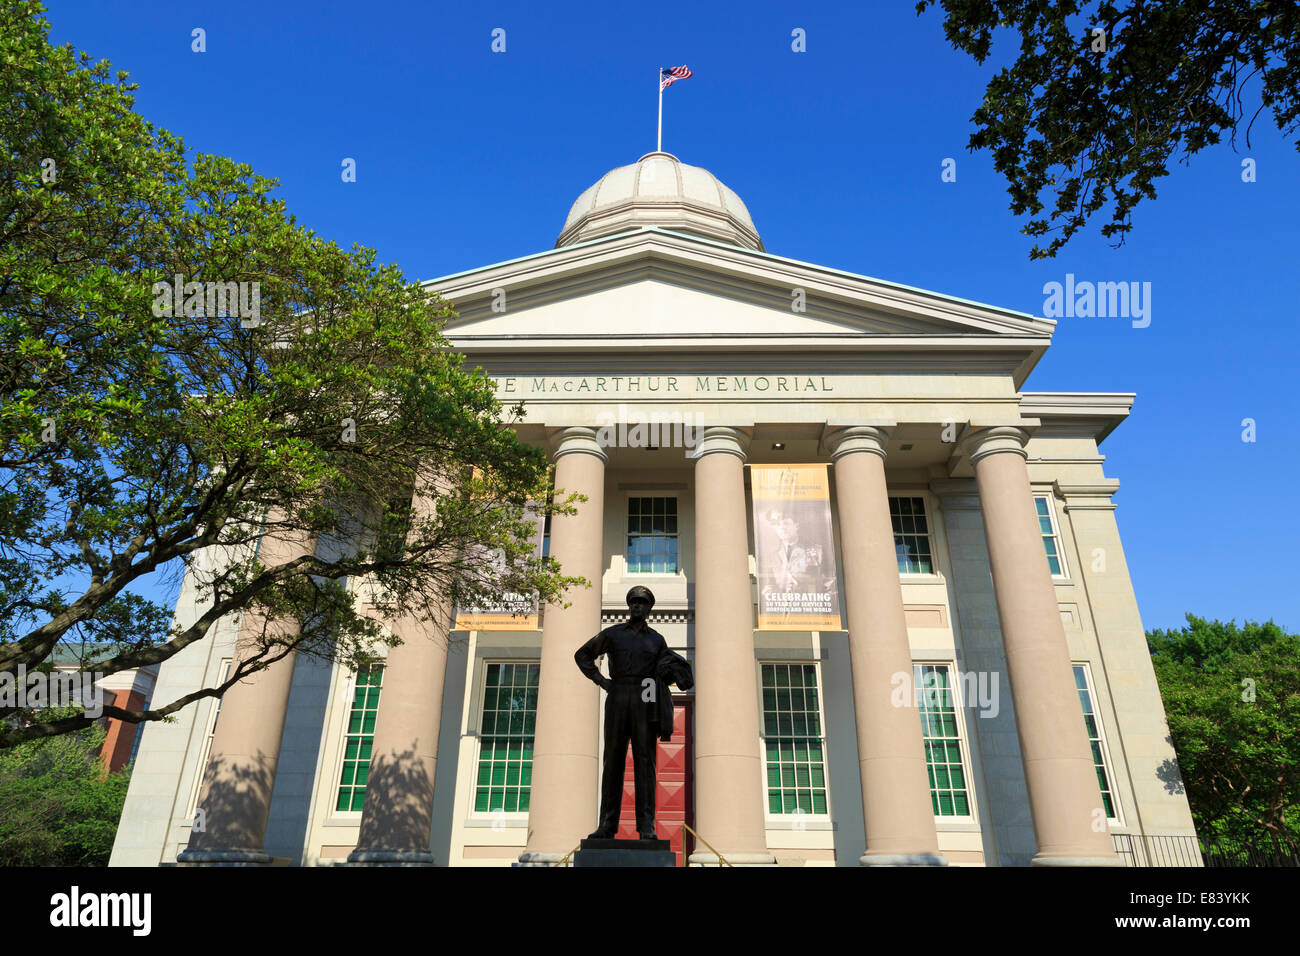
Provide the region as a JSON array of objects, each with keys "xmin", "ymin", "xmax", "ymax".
[{"xmin": 575, "ymin": 586, "xmax": 693, "ymax": 840}]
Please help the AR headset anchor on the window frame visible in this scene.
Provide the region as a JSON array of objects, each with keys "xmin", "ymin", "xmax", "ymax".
[
  {"xmin": 470, "ymin": 658, "xmax": 539, "ymax": 821},
  {"xmin": 186, "ymin": 657, "xmax": 232, "ymax": 822},
  {"xmin": 330, "ymin": 662, "xmax": 384, "ymax": 817},
  {"xmin": 913, "ymin": 661, "xmax": 979, "ymax": 823},
  {"xmin": 1034, "ymin": 493, "xmax": 1070, "ymax": 580},
  {"xmin": 888, "ymin": 494, "xmax": 939, "ymax": 577},
  {"xmin": 1072, "ymin": 662, "xmax": 1123, "ymax": 825},
  {"xmin": 623, "ymin": 493, "xmax": 681, "ymax": 575},
  {"xmin": 758, "ymin": 660, "xmax": 833, "ymax": 823}
]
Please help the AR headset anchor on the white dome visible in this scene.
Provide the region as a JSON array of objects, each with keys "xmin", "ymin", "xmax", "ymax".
[{"xmin": 557, "ymin": 152, "xmax": 763, "ymax": 251}]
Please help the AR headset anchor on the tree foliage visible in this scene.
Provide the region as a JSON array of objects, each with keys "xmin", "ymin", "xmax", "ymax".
[
  {"xmin": 918, "ymin": 0, "xmax": 1300, "ymax": 257},
  {"xmin": 0, "ymin": 1, "xmax": 581, "ymax": 748},
  {"xmin": 1148, "ymin": 614, "xmax": 1300, "ymax": 850},
  {"xmin": 0, "ymin": 708, "xmax": 130, "ymax": 865}
]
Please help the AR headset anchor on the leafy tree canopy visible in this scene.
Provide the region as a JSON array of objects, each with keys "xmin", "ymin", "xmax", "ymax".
[
  {"xmin": 0, "ymin": 1, "xmax": 580, "ymax": 748},
  {"xmin": 918, "ymin": 0, "xmax": 1300, "ymax": 257},
  {"xmin": 1148, "ymin": 614, "xmax": 1300, "ymax": 850},
  {"xmin": 0, "ymin": 707, "xmax": 130, "ymax": 865}
]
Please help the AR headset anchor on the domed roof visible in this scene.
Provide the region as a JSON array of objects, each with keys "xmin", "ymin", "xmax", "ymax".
[{"xmin": 557, "ymin": 152, "xmax": 763, "ymax": 251}]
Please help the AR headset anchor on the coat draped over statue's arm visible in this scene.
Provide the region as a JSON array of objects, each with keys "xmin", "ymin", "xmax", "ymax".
[{"xmin": 652, "ymin": 648, "xmax": 694, "ymax": 741}]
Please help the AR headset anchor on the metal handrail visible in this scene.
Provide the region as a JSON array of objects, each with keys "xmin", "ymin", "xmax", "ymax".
[
  {"xmin": 555, "ymin": 844, "xmax": 580, "ymax": 867},
  {"xmin": 682, "ymin": 823, "xmax": 732, "ymax": 867}
]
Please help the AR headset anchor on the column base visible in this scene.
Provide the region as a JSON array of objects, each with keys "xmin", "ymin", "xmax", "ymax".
[
  {"xmin": 345, "ymin": 850, "xmax": 437, "ymax": 866},
  {"xmin": 859, "ymin": 852, "xmax": 949, "ymax": 867},
  {"xmin": 687, "ymin": 851, "xmax": 778, "ymax": 867},
  {"xmin": 1031, "ymin": 853, "xmax": 1125, "ymax": 867},
  {"xmin": 514, "ymin": 851, "xmax": 572, "ymax": 867},
  {"xmin": 175, "ymin": 849, "xmax": 274, "ymax": 867}
]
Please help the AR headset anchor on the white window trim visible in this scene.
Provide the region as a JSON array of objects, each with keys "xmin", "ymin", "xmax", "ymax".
[
  {"xmin": 622, "ymin": 491, "xmax": 681, "ymax": 576},
  {"xmin": 186, "ymin": 657, "xmax": 231, "ymax": 821},
  {"xmin": 328, "ymin": 663, "xmax": 384, "ymax": 818},
  {"xmin": 888, "ymin": 493, "xmax": 943, "ymax": 579},
  {"xmin": 1073, "ymin": 662, "xmax": 1124, "ymax": 826},
  {"xmin": 913, "ymin": 661, "xmax": 979, "ymax": 824},
  {"xmin": 1034, "ymin": 493, "xmax": 1070, "ymax": 580},
  {"xmin": 470, "ymin": 658, "xmax": 537, "ymax": 821},
  {"xmin": 758, "ymin": 659, "xmax": 834, "ymax": 823}
]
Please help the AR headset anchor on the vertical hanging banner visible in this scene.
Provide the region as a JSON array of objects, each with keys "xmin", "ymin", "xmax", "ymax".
[
  {"xmin": 455, "ymin": 506, "xmax": 546, "ymax": 631},
  {"xmin": 751, "ymin": 464, "xmax": 841, "ymax": 631}
]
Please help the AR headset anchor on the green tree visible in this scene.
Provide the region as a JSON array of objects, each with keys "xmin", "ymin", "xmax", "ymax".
[
  {"xmin": 1147, "ymin": 614, "xmax": 1300, "ymax": 852},
  {"xmin": 917, "ymin": 1, "xmax": 1300, "ymax": 257},
  {"xmin": 0, "ymin": 708, "xmax": 131, "ymax": 865},
  {"xmin": 0, "ymin": 1, "xmax": 581, "ymax": 748}
]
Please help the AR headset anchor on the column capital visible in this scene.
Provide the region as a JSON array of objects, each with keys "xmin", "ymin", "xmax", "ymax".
[
  {"xmin": 960, "ymin": 425, "xmax": 1031, "ymax": 464},
  {"xmin": 823, "ymin": 425, "xmax": 891, "ymax": 461},
  {"xmin": 550, "ymin": 426, "xmax": 608, "ymax": 462},
  {"xmin": 692, "ymin": 426, "xmax": 750, "ymax": 460}
]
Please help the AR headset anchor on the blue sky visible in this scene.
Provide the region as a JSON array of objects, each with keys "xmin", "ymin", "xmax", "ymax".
[{"xmin": 45, "ymin": 0, "xmax": 1300, "ymax": 633}]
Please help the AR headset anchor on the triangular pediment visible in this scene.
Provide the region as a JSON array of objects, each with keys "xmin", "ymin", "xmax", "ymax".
[{"xmin": 424, "ymin": 228, "xmax": 1053, "ymax": 351}]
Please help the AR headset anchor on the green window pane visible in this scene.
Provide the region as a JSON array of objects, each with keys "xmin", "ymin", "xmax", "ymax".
[
  {"xmin": 475, "ymin": 662, "xmax": 539, "ymax": 819},
  {"xmin": 759, "ymin": 663, "xmax": 827, "ymax": 816},
  {"xmin": 336, "ymin": 665, "xmax": 384, "ymax": 812},
  {"xmin": 915, "ymin": 663, "xmax": 972, "ymax": 818}
]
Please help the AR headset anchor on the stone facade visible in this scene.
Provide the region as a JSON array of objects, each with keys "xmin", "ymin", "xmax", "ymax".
[{"xmin": 109, "ymin": 154, "xmax": 1197, "ymax": 867}]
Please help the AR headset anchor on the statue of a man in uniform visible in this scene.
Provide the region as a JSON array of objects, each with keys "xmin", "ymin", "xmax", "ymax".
[{"xmin": 574, "ymin": 586, "xmax": 693, "ymax": 840}]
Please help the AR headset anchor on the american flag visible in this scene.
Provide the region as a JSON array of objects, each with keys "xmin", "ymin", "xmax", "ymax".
[{"xmin": 660, "ymin": 65, "xmax": 692, "ymax": 91}]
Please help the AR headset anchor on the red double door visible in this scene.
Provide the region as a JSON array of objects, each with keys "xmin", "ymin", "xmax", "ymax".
[{"xmin": 616, "ymin": 699, "xmax": 694, "ymax": 866}]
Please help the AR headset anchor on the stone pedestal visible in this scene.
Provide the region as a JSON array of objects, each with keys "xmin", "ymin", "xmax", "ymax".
[{"xmin": 573, "ymin": 838, "xmax": 676, "ymax": 868}]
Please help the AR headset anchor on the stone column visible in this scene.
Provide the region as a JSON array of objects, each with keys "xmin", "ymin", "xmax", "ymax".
[
  {"xmin": 179, "ymin": 516, "xmax": 317, "ymax": 865},
  {"xmin": 689, "ymin": 427, "xmax": 775, "ymax": 865},
  {"xmin": 518, "ymin": 427, "xmax": 606, "ymax": 865},
  {"xmin": 827, "ymin": 426, "xmax": 946, "ymax": 866},
  {"xmin": 963, "ymin": 426, "xmax": 1118, "ymax": 866},
  {"xmin": 348, "ymin": 492, "xmax": 453, "ymax": 866}
]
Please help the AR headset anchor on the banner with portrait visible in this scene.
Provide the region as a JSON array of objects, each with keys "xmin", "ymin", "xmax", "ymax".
[
  {"xmin": 454, "ymin": 504, "xmax": 546, "ymax": 631},
  {"xmin": 751, "ymin": 464, "xmax": 841, "ymax": 631}
]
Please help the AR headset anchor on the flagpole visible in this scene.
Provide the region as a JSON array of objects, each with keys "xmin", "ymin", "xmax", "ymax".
[{"xmin": 657, "ymin": 69, "xmax": 663, "ymax": 152}]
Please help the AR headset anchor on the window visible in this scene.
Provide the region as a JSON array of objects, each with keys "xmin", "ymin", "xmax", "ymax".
[
  {"xmin": 761, "ymin": 663, "xmax": 828, "ymax": 815},
  {"xmin": 626, "ymin": 496, "xmax": 678, "ymax": 573},
  {"xmin": 187, "ymin": 658, "xmax": 231, "ymax": 819},
  {"xmin": 914, "ymin": 664, "xmax": 973, "ymax": 817},
  {"xmin": 1035, "ymin": 495, "xmax": 1067, "ymax": 577},
  {"xmin": 474, "ymin": 662, "xmax": 538, "ymax": 814},
  {"xmin": 890, "ymin": 496, "xmax": 934, "ymax": 574},
  {"xmin": 1074, "ymin": 664, "xmax": 1118, "ymax": 820},
  {"xmin": 335, "ymin": 663, "xmax": 383, "ymax": 812}
]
